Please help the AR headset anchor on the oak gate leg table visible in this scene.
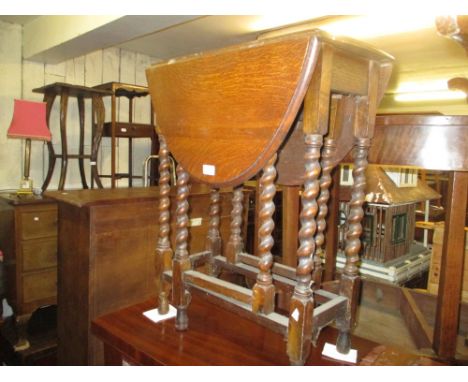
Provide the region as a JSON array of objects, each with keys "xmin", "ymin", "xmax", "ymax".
[{"xmin": 146, "ymin": 30, "xmax": 393, "ymax": 366}]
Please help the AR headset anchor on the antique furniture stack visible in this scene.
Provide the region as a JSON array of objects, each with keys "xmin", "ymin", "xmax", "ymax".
[{"xmin": 146, "ymin": 30, "xmax": 393, "ymax": 365}]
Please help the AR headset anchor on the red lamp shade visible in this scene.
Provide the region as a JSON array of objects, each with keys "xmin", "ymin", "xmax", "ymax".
[{"xmin": 7, "ymin": 99, "xmax": 51, "ymax": 141}]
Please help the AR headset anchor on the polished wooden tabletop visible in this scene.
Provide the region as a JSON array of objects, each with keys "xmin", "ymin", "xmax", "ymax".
[
  {"xmin": 91, "ymin": 290, "xmax": 444, "ymax": 366},
  {"xmin": 44, "ymin": 184, "xmax": 229, "ymax": 208}
]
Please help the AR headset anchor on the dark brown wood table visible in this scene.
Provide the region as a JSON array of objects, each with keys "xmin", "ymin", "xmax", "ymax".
[
  {"xmin": 92, "ymin": 82, "xmax": 157, "ymax": 188},
  {"xmin": 33, "ymin": 82, "xmax": 113, "ymax": 191},
  {"xmin": 91, "ymin": 290, "xmax": 444, "ymax": 366}
]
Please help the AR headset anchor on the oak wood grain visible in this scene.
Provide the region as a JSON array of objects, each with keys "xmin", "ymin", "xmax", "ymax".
[{"xmin": 147, "ymin": 33, "xmax": 318, "ymax": 187}]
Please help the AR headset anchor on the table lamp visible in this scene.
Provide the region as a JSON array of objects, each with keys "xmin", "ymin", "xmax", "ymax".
[{"xmin": 7, "ymin": 99, "xmax": 51, "ymax": 195}]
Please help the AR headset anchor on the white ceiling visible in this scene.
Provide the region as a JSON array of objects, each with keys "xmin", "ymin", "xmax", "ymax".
[
  {"xmin": 118, "ymin": 16, "xmax": 262, "ymax": 60},
  {"xmin": 1, "ymin": 14, "xmax": 467, "ymax": 114},
  {"xmin": 118, "ymin": 15, "xmax": 468, "ymax": 114}
]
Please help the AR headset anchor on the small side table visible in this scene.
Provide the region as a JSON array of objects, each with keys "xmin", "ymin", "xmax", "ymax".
[
  {"xmin": 33, "ymin": 83, "xmax": 113, "ymax": 191},
  {"xmin": 92, "ymin": 82, "xmax": 158, "ymax": 188}
]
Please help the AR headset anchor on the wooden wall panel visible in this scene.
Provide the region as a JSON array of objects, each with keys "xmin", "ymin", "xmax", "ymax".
[
  {"xmin": 60, "ymin": 58, "xmax": 85, "ymax": 188},
  {"xmin": 101, "ymin": 50, "xmax": 121, "ymax": 123},
  {"xmin": 0, "ymin": 21, "xmax": 22, "ymax": 191},
  {"xmin": 100, "ymin": 47, "xmax": 121, "ymax": 188},
  {"xmin": 116, "ymin": 50, "xmax": 136, "ymax": 188},
  {"xmin": 132, "ymin": 53, "xmax": 154, "ymax": 186},
  {"xmin": 22, "ymin": 60, "xmax": 46, "ymax": 187}
]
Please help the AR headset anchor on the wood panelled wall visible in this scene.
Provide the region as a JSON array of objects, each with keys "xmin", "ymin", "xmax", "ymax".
[
  {"xmin": 0, "ymin": 21, "xmax": 22, "ymax": 190},
  {"xmin": 0, "ymin": 20, "xmax": 158, "ymax": 190}
]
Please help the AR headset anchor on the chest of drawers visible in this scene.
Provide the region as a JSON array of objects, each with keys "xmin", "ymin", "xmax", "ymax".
[{"xmin": 0, "ymin": 194, "xmax": 57, "ymax": 317}]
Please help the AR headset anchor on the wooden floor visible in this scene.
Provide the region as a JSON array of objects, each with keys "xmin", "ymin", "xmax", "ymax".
[{"xmin": 354, "ymin": 303, "xmax": 468, "ymax": 362}]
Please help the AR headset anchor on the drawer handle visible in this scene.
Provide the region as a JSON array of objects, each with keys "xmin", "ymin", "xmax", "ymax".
[
  {"xmin": 121, "ymin": 128, "xmax": 127, "ymax": 133},
  {"xmin": 33, "ymin": 216, "xmax": 40, "ymax": 222}
]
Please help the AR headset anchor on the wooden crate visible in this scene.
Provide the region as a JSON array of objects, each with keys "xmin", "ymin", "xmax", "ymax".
[{"xmin": 427, "ymin": 222, "xmax": 468, "ymax": 302}]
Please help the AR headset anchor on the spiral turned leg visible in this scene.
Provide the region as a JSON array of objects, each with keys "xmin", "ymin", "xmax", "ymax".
[
  {"xmin": 252, "ymin": 154, "xmax": 277, "ymax": 315},
  {"xmin": 312, "ymin": 137, "xmax": 336, "ymax": 289},
  {"xmin": 225, "ymin": 187, "xmax": 244, "ymax": 264},
  {"xmin": 287, "ymin": 134, "xmax": 322, "ymax": 366},
  {"xmin": 205, "ymin": 188, "xmax": 222, "ymax": 274},
  {"xmin": 336, "ymin": 137, "xmax": 370, "ymax": 354},
  {"xmin": 155, "ymin": 134, "xmax": 173, "ymax": 315},
  {"xmin": 172, "ymin": 164, "xmax": 191, "ymax": 331}
]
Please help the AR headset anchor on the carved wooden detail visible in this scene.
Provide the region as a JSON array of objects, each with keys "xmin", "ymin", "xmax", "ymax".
[
  {"xmin": 312, "ymin": 136, "xmax": 336, "ymax": 288},
  {"xmin": 252, "ymin": 154, "xmax": 278, "ymax": 315},
  {"xmin": 337, "ymin": 136, "xmax": 371, "ymax": 354},
  {"xmin": 172, "ymin": 164, "xmax": 191, "ymax": 330},
  {"xmin": 287, "ymin": 134, "xmax": 322, "ymax": 365},
  {"xmin": 225, "ymin": 187, "xmax": 244, "ymax": 264},
  {"xmin": 205, "ymin": 188, "xmax": 222, "ymax": 274},
  {"xmin": 155, "ymin": 134, "xmax": 173, "ymax": 312}
]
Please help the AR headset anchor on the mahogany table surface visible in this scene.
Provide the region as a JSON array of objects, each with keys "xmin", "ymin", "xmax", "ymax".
[{"xmin": 91, "ymin": 291, "xmax": 444, "ymax": 366}]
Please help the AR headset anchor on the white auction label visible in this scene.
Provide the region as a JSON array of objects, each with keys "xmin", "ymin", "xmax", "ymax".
[
  {"xmin": 190, "ymin": 217, "xmax": 202, "ymax": 227},
  {"xmin": 202, "ymin": 164, "xmax": 216, "ymax": 176}
]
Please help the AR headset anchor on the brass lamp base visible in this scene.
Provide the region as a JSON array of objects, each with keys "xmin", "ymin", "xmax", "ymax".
[
  {"xmin": 17, "ymin": 139, "xmax": 33, "ymax": 196},
  {"xmin": 17, "ymin": 177, "xmax": 33, "ymax": 195}
]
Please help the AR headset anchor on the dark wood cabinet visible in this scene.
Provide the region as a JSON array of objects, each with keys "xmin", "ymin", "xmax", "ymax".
[
  {"xmin": 0, "ymin": 194, "xmax": 57, "ymax": 319},
  {"xmin": 45, "ymin": 186, "xmax": 242, "ymax": 365}
]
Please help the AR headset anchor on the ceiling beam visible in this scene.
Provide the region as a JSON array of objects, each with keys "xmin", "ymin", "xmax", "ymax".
[{"xmin": 23, "ymin": 15, "xmax": 200, "ymax": 63}]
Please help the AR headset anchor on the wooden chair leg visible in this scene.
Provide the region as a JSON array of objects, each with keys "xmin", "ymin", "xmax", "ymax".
[
  {"xmin": 336, "ymin": 137, "xmax": 370, "ymax": 354},
  {"xmin": 287, "ymin": 133, "xmax": 322, "ymax": 366},
  {"xmin": 155, "ymin": 134, "xmax": 173, "ymax": 314},
  {"xmin": 252, "ymin": 154, "xmax": 277, "ymax": 315},
  {"xmin": 172, "ymin": 164, "xmax": 191, "ymax": 331}
]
